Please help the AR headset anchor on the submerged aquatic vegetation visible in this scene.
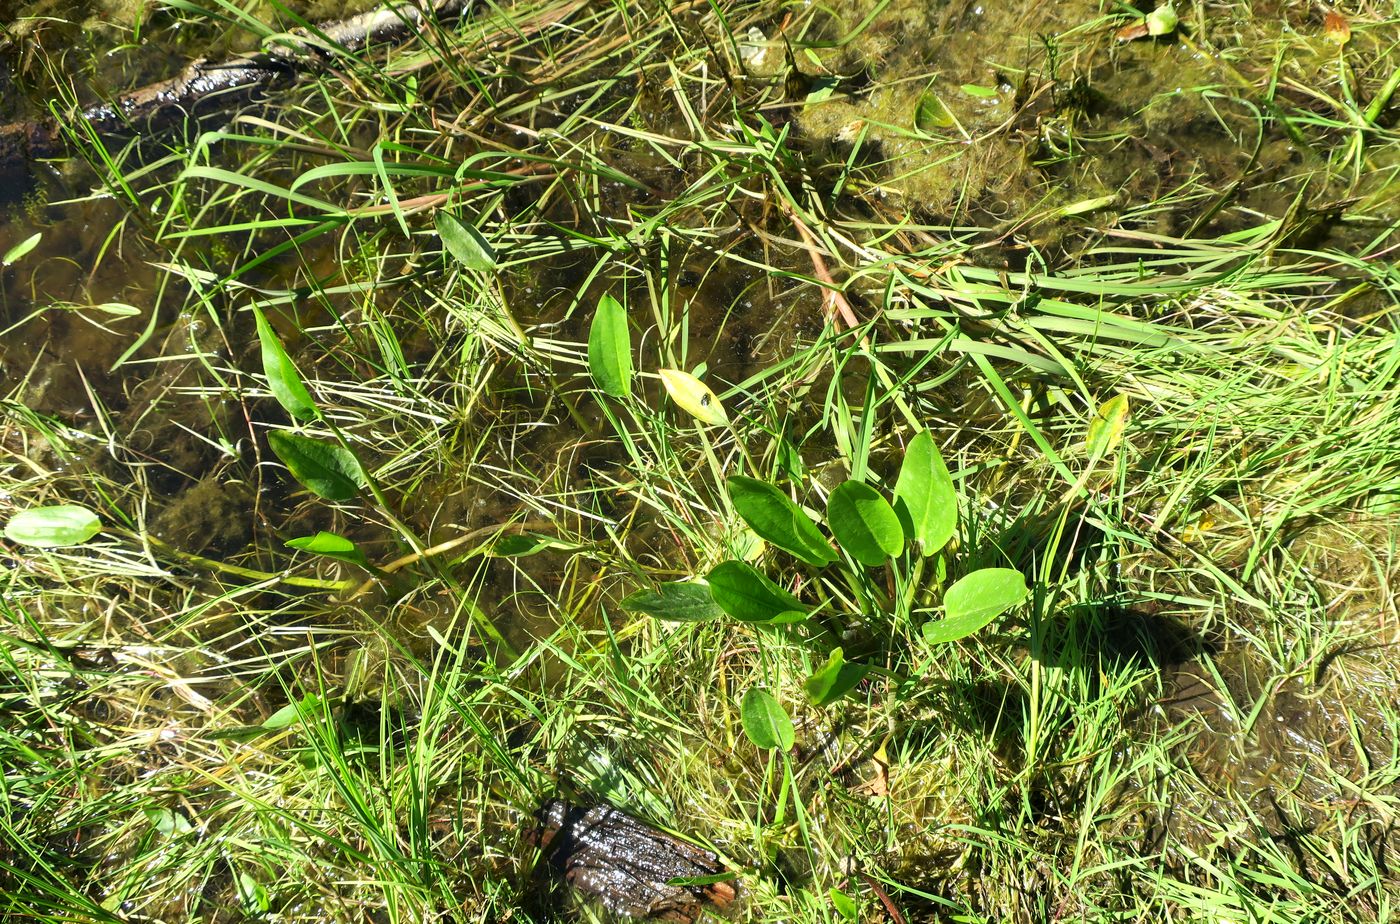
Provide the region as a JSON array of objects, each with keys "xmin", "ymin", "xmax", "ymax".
[{"xmin": 3, "ymin": 0, "xmax": 1400, "ymax": 921}]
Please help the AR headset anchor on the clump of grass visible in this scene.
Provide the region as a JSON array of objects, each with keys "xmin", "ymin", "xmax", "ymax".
[{"xmin": 4, "ymin": 0, "xmax": 1400, "ymax": 921}]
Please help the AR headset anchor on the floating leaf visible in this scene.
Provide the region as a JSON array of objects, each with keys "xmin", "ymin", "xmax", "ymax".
[
  {"xmin": 285, "ymin": 531, "xmax": 368, "ymax": 568},
  {"xmin": 658, "ymin": 368, "xmax": 728, "ymax": 426},
  {"xmin": 893, "ymin": 430, "xmax": 956, "ymax": 555},
  {"xmin": 827, "ymin": 481, "xmax": 904, "ymax": 566},
  {"xmin": 960, "ymin": 83, "xmax": 998, "ymax": 99},
  {"xmin": 1146, "ymin": 4, "xmax": 1178, "ymax": 36},
  {"xmin": 706, "ymin": 560, "xmax": 807, "ymax": 623},
  {"xmin": 588, "ymin": 294, "xmax": 633, "ymax": 398},
  {"xmin": 915, "ymin": 89, "xmax": 955, "ymax": 132},
  {"xmin": 1086, "ymin": 393, "xmax": 1130, "ymax": 459},
  {"xmin": 436, "ymin": 210, "xmax": 496, "ymax": 272},
  {"xmin": 267, "ymin": 432, "xmax": 366, "ymax": 501},
  {"xmin": 924, "ymin": 567, "xmax": 1029, "ymax": 644},
  {"xmin": 3, "ymin": 505, "xmax": 101, "ymax": 548},
  {"xmin": 727, "ymin": 476, "xmax": 835, "ymax": 567},
  {"xmin": 253, "ymin": 306, "xmax": 317, "ymax": 422},
  {"xmin": 621, "ymin": 582, "xmax": 723, "ymax": 622},
  {"xmin": 803, "ymin": 647, "xmax": 867, "ymax": 707},
  {"xmin": 2, "ymin": 232, "xmax": 40, "ymax": 266},
  {"xmin": 740, "ymin": 687, "xmax": 794, "ymax": 751}
]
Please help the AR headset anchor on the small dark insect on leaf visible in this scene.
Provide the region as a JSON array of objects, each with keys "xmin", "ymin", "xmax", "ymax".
[{"xmin": 528, "ymin": 799, "xmax": 737, "ymax": 922}]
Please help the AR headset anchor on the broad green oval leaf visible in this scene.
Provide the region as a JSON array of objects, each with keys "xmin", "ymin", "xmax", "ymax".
[
  {"xmin": 827, "ymin": 480, "xmax": 904, "ymax": 566},
  {"xmin": 924, "ymin": 567, "xmax": 1029, "ymax": 644},
  {"xmin": 1086, "ymin": 393, "xmax": 1130, "ymax": 459},
  {"xmin": 706, "ymin": 560, "xmax": 807, "ymax": 622},
  {"xmin": 621, "ymin": 582, "xmax": 723, "ymax": 622},
  {"xmin": 436, "ymin": 210, "xmax": 496, "ymax": 272},
  {"xmin": 588, "ymin": 294, "xmax": 633, "ymax": 398},
  {"xmin": 1147, "ymin": 4, "xmax": 1178, "ymax": 35},
  {"xmin": 830, "ymin": 889, "xmax": 859, "ymax": 921},
  {"xmin": 658, "ymin": 368, "xmax": 728, "ymax": 426},
  {"xmin": 2, "ymin": 232, "xmax": 41, "ymax": 266},
  {"xmin": 253, "ymin": 306, "xmax": 317, "ymax": 422},
  {"xmin": 740, "ymin": 687, "xmax": 794, "ymax": 751},
  {"xmin": 285, "ymin": 531, "xmax": 368, "ymax": 568},
  {"xmin": 3, "ymin": 505, "xmax": 101, "ymax": 548},
  {"xmin": 803, "ymin": 647, "xmax": 867, "ymax": 707},
  {"xmin": 727, "ymin": 475, "xmax": 835, "ymax": 567},
  {"xmin": 267, "ymin": 432, "xmax": 367, "ymax": 501},
  {"xmin": 893, "ymin": 430, "xmax": 957, "ymax": 555}
]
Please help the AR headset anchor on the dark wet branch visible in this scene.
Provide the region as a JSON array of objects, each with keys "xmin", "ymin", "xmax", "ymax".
[{"xmin": 0, "ymin": 0, "xmax": 468, "ymax": 168}]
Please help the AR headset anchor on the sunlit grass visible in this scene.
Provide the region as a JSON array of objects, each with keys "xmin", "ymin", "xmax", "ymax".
[{"xmin": 3, "ymin": 0, "xmax": 1400, "ymax": 920}]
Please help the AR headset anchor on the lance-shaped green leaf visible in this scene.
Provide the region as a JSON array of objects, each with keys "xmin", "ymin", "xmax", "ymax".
[
  {"xmin": 3, "ymin": 505, "xmax": 101, "ymax": 548},
  {"xmin": 893, "ymin": 430, "xmax": 956, "ymax": 554},
  {"xmin": 740, "ymin": 687, "xmax": 794, "ymax": 751},
  {"xmin": 658, "ymin": 368, "xmax": 728, "ymax": 426},
  {"xmin": 621, "ymin": 582, "xmax": 723, "ymax": 622},
  {"xmin": 253, "ymin": 306, "xmax": 317, "ymax": 422},
  {"xmin": 268, "ymin": 432, "xmax": 367, "ymax": 501},
  {"xmin": 923, "ymin": 567, "xmax": 1029, "ymax": 644},
  {"xmin": 827, "ymin": 480, "xmax": 904, "ymax": 566},
  {"xmin": 588, "ymin": 294, "xmax": 632, "ymax": 398},
  {"xmin": 437, "ymin": 210, "xmax": 496, "ymax": 271},
  {"xmin": 2, "ymin": 232, "xmax": 41, "ymax": 266},
  {"xmin": 285, "ymin": 531, "xmax": 369, "ymax": 568},
  {"xmin": 727, "ymin": 476, "xmax": 835, "ymax": 567},
  {"xmin": 803, "ymin": 647, "xmax": 867, "ymax": 707},
  {"xmin": 706, "ymin": 560, "xmax": 807, "ymax": 622}
]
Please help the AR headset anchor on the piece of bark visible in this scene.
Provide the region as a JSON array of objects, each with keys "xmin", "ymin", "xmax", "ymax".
[{"xmin": 528, "ymin": 799, "xmax": 737, "ymax": 923}]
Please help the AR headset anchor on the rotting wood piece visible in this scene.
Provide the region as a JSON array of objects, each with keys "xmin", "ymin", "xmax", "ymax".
[
  {"xmin": 528, "ymin": 799, "xmax": 737, "ymax": 922},
  {"xmin": 0, "ymin": 0, "xmax": 468, "ymax": 168}
]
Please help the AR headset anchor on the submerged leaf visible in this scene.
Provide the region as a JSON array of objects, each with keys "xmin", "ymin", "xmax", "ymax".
[
  {"xmin": 437, "ymin": 210, "xmax": 496, "ymax": 271},
  {"xmin": 915, "ymin": 90, "xmax": 955, "ymax": 132},
  {"xmin": 3, "ymin": 505, "xmax": 101, "ymax": 548},
  {"xmin": 658, "ymin": 368, "xmax": 728, "ymax": 426},
  {"xmin": 740, "ymin": 687, "xmax": 794, "ymax": 751},
  {"xmin": 285, "ymin": 531, "xmax": 368, "ymax": 568},
  {"xmin": 267, "ymin": 432, "xmax": 367, "ymax": 501},
  {"xmin": 588, "ymin": 294, "xmax": 633, "ymax": 398},
  {"xmin": 2, "ymin": 232, "xmax": 40, "ymax": 266}
]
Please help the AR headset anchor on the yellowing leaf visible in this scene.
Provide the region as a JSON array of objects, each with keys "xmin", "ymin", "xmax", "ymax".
[
  {"xmin": 658, "ymin": 368, "xmax": 728, "ymax": 426},
  {"xmin": 1086, "ymin": 393, "xmax": 1130, "ymax": 459}
]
